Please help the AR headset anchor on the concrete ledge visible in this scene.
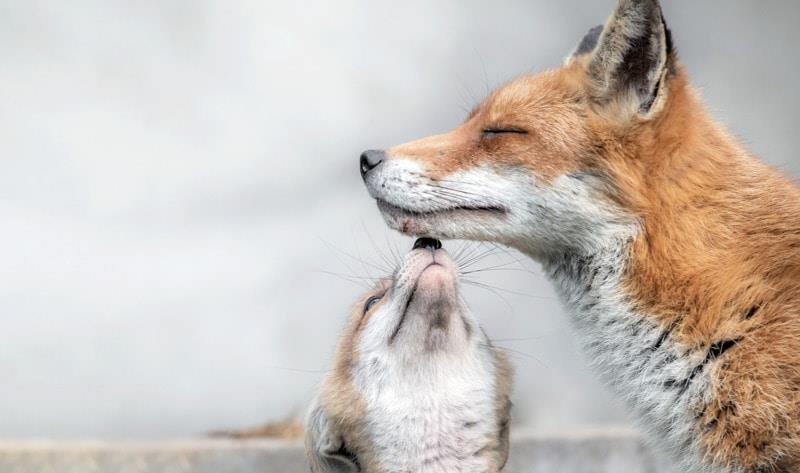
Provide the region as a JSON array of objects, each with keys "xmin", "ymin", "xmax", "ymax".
[{"xmin": 0, "ymin": 430, "xmax": 677, "ymax": 473}]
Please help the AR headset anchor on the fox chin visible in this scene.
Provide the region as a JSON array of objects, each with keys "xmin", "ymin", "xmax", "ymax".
[{"xmin": 361, "ymin": 1, "xmax": 800, "ymax": 472}]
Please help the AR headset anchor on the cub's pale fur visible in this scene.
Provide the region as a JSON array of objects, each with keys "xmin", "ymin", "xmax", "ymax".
[{"xmin": 306, "ymin": 241, "xmax": 513, "ymax": 473}]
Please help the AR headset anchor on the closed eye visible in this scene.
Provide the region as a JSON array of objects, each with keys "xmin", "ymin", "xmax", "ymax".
[
  {"xmin": 364, "ymin": 295, "xmax": 382, "ymax": 313},
  {"xmin": 482, "ymin": 128, "xmax": 527, "ymax": 138}
]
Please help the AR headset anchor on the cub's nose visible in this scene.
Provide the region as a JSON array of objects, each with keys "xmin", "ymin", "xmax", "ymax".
[
  {"xmin": 413, "ymin": 237, "xmax": 442, "ymax": 250},
  {"xmin": 360, "ymin": 149, "xmax": 385, "ymax": 179}
]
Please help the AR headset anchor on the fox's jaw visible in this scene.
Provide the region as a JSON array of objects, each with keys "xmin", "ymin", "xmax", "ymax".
[{"xmin": 366, "ymin": 156, "xmax": 635, "ymax": 259}]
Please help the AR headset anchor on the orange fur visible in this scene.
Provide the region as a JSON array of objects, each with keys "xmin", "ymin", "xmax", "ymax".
[
  {"xmin": 379, "ymin": 27, "xmax": 800, "ymax": 473},
  {"xmin": 598, "ymin": 66, "xmax": 800, "ymax": 471}
]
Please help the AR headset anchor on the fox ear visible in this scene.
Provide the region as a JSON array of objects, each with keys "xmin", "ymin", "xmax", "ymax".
[
  {"xmin": 305, "ymin": 401, "xmax": 360, "ymax": 473},
  {"xmin": 586, "ymin": 0, "xmax": 673, "ymax": 118}
]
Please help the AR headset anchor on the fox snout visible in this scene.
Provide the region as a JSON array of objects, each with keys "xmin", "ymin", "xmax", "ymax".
[{"xmin": 359, "ymin": 149, "xmax": 385, "ymax": 180}]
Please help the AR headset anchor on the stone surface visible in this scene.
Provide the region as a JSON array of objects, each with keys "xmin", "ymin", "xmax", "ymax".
[{"xmin": 0, "ymin": 430, "xmax": 678, "ymax": 472}]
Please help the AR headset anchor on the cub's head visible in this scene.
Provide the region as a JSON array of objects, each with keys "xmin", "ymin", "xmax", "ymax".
[
  {"xmin": 361, "ymin": 0, "xmax": 681, "ymax": 259},
  {"xmin": 305, "ymin": 239, "xmax": 513, "ymax": 472}
]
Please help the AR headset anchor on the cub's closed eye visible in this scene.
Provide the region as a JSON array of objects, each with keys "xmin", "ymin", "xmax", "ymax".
[
  {"xmin": 364, "ymin": 295, "xmax": 382, "ymax": 313},
  {"xmin": 482, "ymin": 128, "xmax": 527, "ymax": 138}
]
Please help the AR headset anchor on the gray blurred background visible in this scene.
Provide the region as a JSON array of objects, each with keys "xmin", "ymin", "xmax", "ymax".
[{"xmin": 0, "ymin": 0, "xmax": 798, "ymax": 439}]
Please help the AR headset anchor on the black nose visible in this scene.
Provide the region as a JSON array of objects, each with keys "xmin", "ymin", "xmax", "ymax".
[
  {"xmin": 413, "ymin": 237, "xmax": 442, "ymax": 250},
  {"xmin": 360, "ymin": 149, "xmax": 384, "ymax": 178}
]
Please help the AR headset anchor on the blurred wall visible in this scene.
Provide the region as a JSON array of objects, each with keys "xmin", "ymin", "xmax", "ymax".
[{"xmin": 0, "ymin": 0, "xmax": 798, "ymax": 438}]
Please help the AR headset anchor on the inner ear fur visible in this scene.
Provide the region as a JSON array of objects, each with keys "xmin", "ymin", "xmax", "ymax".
[
  {"xmin": 496, "ymin": 398, "xmax": 512, "ymax": 470},
  {"xmin": 585, "ymin": 0, "xmax": 675, "ymax": 119},
  {"xmin": 305, "ymin": 401, "xmax": 360, "ymax": 473}
]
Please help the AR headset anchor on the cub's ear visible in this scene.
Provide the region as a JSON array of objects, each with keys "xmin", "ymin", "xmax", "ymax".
[
  {"xmin": 586, "ymin": 0, "xmax": 674, "ymax": 119},
  {"xmin": 495, "ymin": 398, "xmax": 512, "ymax": 470},
  {"xmin": 305, "ymin": 401, "xmax": 360, "ymax": 473}
]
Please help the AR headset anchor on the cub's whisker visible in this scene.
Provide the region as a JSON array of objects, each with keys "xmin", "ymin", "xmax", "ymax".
[{"xmin": 462, "ymin": 278, "xmax": 555, "ymax": 301}]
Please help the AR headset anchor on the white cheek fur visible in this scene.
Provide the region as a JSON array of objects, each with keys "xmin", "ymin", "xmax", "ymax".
[
  {"xmin": 368, "ymin": 160, "xmax": 634, "ymax": 257},
  {"xmin": 543, "ymin": 237, "xmax": 714, "ymax": 472},
  {"xmin": 366, "ymin": 159, "xmax": 511, "ymax": 213}
]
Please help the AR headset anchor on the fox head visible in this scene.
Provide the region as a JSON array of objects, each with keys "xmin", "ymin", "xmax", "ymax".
[{"xmin": 361, "ymin": 0, "xmax": 682, "ymax": 260}]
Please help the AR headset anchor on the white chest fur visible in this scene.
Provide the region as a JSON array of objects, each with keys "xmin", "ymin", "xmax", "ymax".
[
  {"xmin": 353, "ymin": 347, "xmax": 499, "ymax": 473},
  {"xmin": 542, "ymin": 239, "xmax": 718, "ymax": 472}
]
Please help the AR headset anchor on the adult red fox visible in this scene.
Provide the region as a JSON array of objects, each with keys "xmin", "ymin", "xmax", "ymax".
[{"xmin": 360, "ymin": 0, "xmax": 800, "ymax": 471}]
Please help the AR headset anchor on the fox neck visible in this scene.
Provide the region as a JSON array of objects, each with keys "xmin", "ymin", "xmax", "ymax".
[
  {"xmin": 540, "ymin": 235, "xmax": 716, "ymax": 471},
  {"xmin": 529, "ymin": 75, "xmax": 800, "ymax": 472}
]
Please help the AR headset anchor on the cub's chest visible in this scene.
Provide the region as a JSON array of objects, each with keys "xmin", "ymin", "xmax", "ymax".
[
  {"xmin": 367, "ymin": 392, "xmax": 497, "ymax": 472},
  {"xmin": 357, "ymin": 364, "xmax": 499, "ymax": 472}
]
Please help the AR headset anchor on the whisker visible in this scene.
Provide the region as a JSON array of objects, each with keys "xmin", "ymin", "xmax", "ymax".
[
  {"xmin": 457, "ymin": 242, "xmax": 494, "ymax": 262},
  {"xmin": 461, "ymin": 259, "xmax": 521, "ymax": 273},
  {"xmin": 314, "ymin": 270, "xmax": 382, "ymax": 281},
  {"xmin": 317, "ymin": 236, "xmax": 392, "ymax": 275},
  {"xmin": 389, "ymin": 239, "xmax": 404, "ymax": 269},
  {"xmin": 362, "ymin": 222, "xmax": 398, "ymax": 275},
  {"xmin": 425, "ymin": 190, "xmax": 496, "ymax": 208},
  {"xmin": 490, "ymin": 243, "xmax": 529, "ymax": 266},
  {"xmin": 480, "ymin": 343, "xmax": 545, "ymax": 366},
  {"xmin": 314, "ymin": 270, "xmax": 375, "ymax": 289},
  {"xmin": 462, "ymin": 267, "xmax": 539, "ymax": 276},
  {"xmin": 454, "ymin": 241, "xmax": 480, "ymax": 263},
  {"xmin": 427, "ymin": 185, "xmax": 484, "ymax": 198},
  {"xmin": 489, "ymin": 336, "xmax": 549, "ymax": 343},
  {"xmin": 462, "ymin": 278, "xmax": 555, "ymax": 301},
  {"xmin": 351, "ymin": 227, "xmax": 386, "ymax": 279},
  {"xmin": 458, "ymin": 246, "xmax": 500, "ymax": 269},
  {"xmin": 270, "ymin": 366, "xmax": 331, "ymax": 374},
  {"xmin": 462, "ymin": 279, "xmax": 515, "ymax": 314},
  {"xmin": 453, "ymin": 241, "xmax": 478, "ymax": 263}
]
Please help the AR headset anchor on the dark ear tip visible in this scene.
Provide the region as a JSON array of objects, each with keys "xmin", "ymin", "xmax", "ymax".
[
  {"xmin": 575, "ymin": 25, "xmax": 603, "ymax": 56},
  {"xmin": 574, "ymin": 24, "xmax": 604, "ymax": 56},
  {"xmin": 587, "ymin": 24, "xmax": 604, "ymax": 36},
  {"xmin": 664, "ymin": 20, "xmax": 675, "ymax": 56}
]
